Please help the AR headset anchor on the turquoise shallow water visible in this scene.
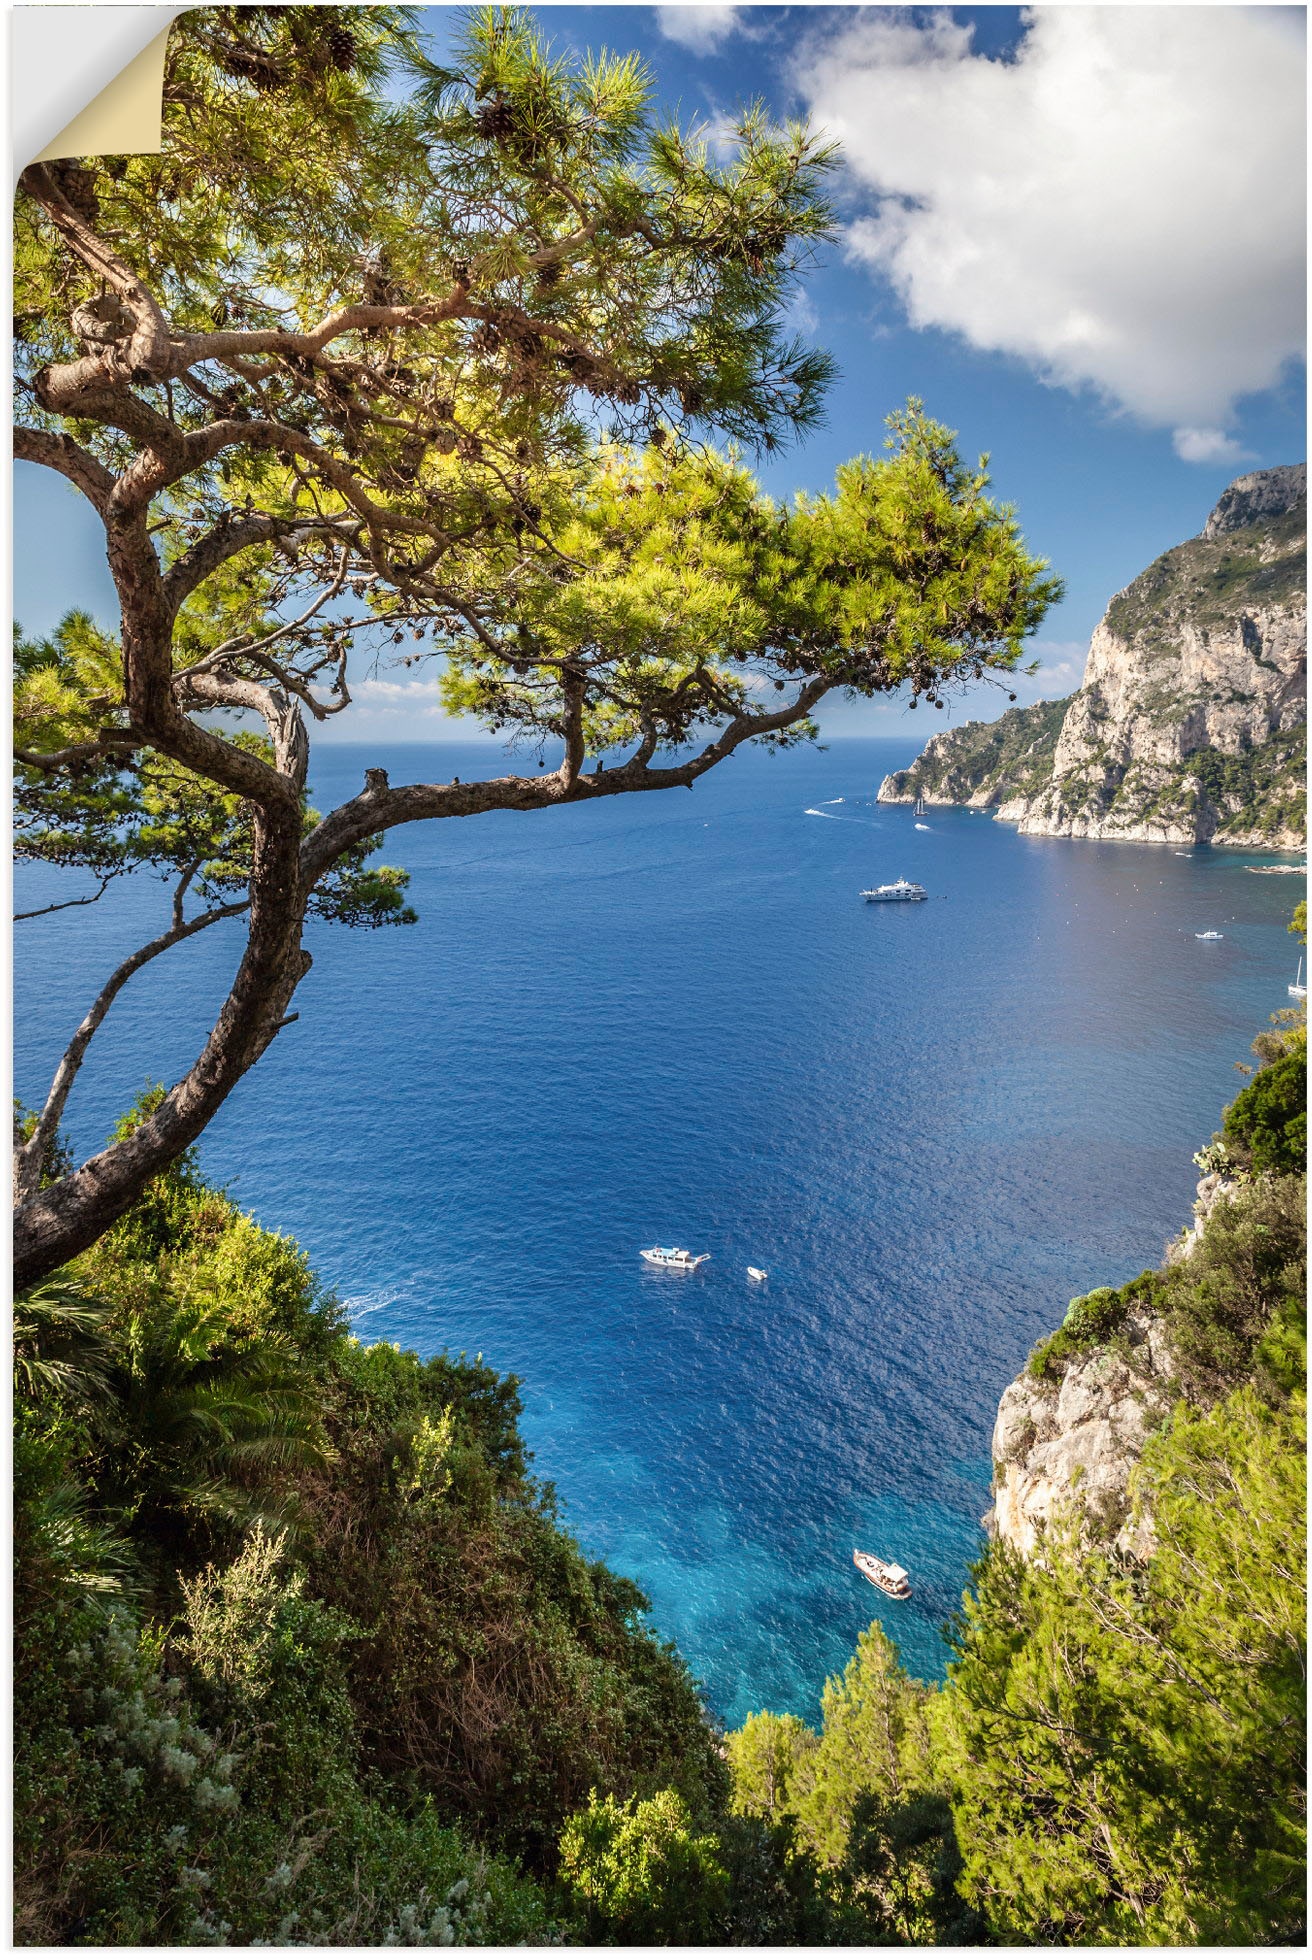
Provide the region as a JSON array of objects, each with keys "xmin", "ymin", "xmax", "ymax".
[{"xmin": 14, "ymin": 736, "xmax": 1305, "ymax": 1723}]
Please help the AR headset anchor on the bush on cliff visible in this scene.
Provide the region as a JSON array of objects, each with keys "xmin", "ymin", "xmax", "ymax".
[
  {"xmin": 1222, "ymin": 1034, "xmax": 1307, "ymax": 1175},
  {"xmin": 13, "ymin": 1143, "xmax": 725, "ymax": 1942},
  {"xmin": 934, "ymin": 1387, "xmax": 1306, "ymax": 1944}
]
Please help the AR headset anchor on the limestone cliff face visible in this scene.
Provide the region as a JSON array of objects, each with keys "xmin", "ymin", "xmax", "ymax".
[
  {"xmin": 881, "ymin": 465, "xmax": 1307, "ymax": 849},
  {"xmin": 986, "ymin": 1171, "xmax": 1233, "ymax": 1560},
  {"xmin": 988, "ymin": 1310, "xmax": 1174, "ymax": 1562}
]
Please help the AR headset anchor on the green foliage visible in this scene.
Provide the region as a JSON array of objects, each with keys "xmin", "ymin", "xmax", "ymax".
[
  {"xmin": 937, "ymin": 1388, "xmax": 1306, "ymax": 1944},
  {"xmin": 843, "ymin": 1789, "xmax": 988, "ymax": 1946},
  {"xmin": 1019, "ymin": 1270, "xmax": 1168, "ymax": 1379},
  {"xmin": 443, "ymin": 407, "xmax": 1062, "ymax": 755},
  {"xmin": 1291, "ymin": 899, "xmax": 1307, "ymax": 944},
  {"xmin": 12, "ymin": 1274, "xmax": 113, "ymax": 1404},
  {"xmin": 13, "ymin": 1138, "xmax": 729, "ymax": 1941},
  {"xmin": 15, "ymin": 998, "xmax": 1306, "ymax": 1946},
  {"xmin": 302, "ymin": 1328, "xmax": 728, "ymax": 1860},
  {"xmin": 726, "ymin": 1708, "xmax": 817, "ymax": 1824},
  {"xmin": 558, "ymin": 1788, "xmax": 728, "ymax": 1943},
  {"xmin": 1222, "ymin": 1037, "xmax": 1307, "ymax": 1175},
  {"xmin": 15, "ymin": 615, "xmax": 417, "ymax": 929},
  {"xmin": 713, "ymin": 1812, "xmax": 857, "ymax": 1945},
  {"xmin": 725, "ymin": 1633, "xmax": 974, "ymax": 1945},
  {"xmin": 1027, "ymin": 1275, "xmax": 1158, "ymax": 1380},
  {"xmin": 12, "ymin": 1588, "xmax": 554, "ymax": 1947},
  {"xmin": 791, "ymin": 1623, "xmax": 933, "ymax": 1869},
  {"xmin": 1187, "ymin": 725, "xmax": 1308, "ymax": 845},
  {"xmin": 1159, "ymin": 1172, "xmax": 1306, "ymax": 1402}
]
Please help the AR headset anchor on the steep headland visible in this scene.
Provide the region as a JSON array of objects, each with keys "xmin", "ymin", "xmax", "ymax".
[
  {"xmin": 988, "ymin": 1006, "xmax": 1306, "ymax": 1564},
  {"xmin": 881, "ymin": 464, "xmax": 1307, "ymax": 848}
]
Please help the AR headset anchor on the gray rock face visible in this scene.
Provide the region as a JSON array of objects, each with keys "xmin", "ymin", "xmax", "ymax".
[
  {"xmin": 989, "ymin": 1311, "xmax": 1175, "ymax": 1561},
  {"xmin": 880, "ymin": 465, "xmax": 1307, "ymax": 849},
  {"xmin": 987, "ymin": 1166, "xmax": 1234, "ymax": 1561},
  {"xmin": 1203, "ymin": 462, "xmax": 1306, "ymax": 540}
]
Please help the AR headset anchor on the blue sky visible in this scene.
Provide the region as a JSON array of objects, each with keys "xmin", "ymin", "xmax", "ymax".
[{"xmin": 14, "ymin": 3, "xmax": 1306, "ymax": 741}]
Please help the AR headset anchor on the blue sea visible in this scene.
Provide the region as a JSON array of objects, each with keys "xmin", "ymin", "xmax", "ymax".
[{"xmin": 13, "ymin": 737, "xmax": 1305, "ymax": 1724}]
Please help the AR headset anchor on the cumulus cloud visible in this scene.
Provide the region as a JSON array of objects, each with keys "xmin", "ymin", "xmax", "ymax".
[
  {"xmin": 794, "ymin": 7, "xmax": 1305, "ymax": 455},
  {"xmin": 1172, "ymin": 427, "xmax": 1256, "ymax": 467},
  {"xmin": 656, "ymin": 7, "xmax": 743, "ymax": 56},
  {"xmin": 350, "ymin": 676, "xmax": 444, "ymax": 712}
]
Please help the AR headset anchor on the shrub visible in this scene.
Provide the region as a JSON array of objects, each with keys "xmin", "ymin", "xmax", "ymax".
[
  {"xmin": 1027, "ymin": 1275, "xmax": 1156, "ymax": 1380},
  {"xmin": 558, "ymin": 1788, "xmax": 729, "ymax": 1943},
  {"xmin": 1222, "ymin": 1040, "xmax": 1307, "ymax": 1175}
]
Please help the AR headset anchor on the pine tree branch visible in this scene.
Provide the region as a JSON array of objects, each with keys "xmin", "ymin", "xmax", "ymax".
[{"xmin": 13, "ymin": 893, "xmax": 251, "ymax": 1207}]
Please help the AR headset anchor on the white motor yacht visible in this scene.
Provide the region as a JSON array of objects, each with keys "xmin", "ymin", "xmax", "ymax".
[
  {"xmin": 640, "ymin": 1246, "xmax": 709, "ymax": 1270},
  {"xmin": 862, "ymin": 878, "xmax": 927, "ymax": 903},
  {"xmin": 853, "ymin": 1550, "xmax": 912, "ymax": 1599}
]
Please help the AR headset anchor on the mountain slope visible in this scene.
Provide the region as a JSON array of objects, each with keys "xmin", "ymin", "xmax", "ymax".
[{"xmin": 880, "ymin": 464, "xmax": 1307, "ymax": 848}]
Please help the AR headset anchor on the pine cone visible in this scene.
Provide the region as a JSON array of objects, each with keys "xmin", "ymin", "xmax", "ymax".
[
  {"xmin": 326, "ymin": 25, "xmax": 357, "ymax": 70},
  {"xmin": 475, "ymin": 99, "xmax": 516, "ymax": 141}
]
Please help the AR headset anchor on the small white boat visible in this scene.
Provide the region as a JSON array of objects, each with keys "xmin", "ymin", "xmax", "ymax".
[
  {"xmin": 640, "ymin": 1245, "xmax": 709, "ymax": 1271},
  {"xmin": 1289, "ymin": 957, "xmax": 1306, "ymax": 1001},
  {"xmin": 1175, "ymin": 852, "xmax": 1193, "ymax": 858},
  {"xmin": 853, "ymin": 1550, "xmax": 911, "ymax": 1599},
  {"xmin": 914, "ymin": 822, "xmax": 930, "ymax": 831},
  {"xmin": 1195, "ymin": 930, "xmax": 1224, "ymax": 941},
  {"xmin": 746, "ymin": 1266, "xmax": 768, "ymax": 1282},
  {"xmin": 861, "ymin": 878, "xmax": 927, "ymax": 903}
]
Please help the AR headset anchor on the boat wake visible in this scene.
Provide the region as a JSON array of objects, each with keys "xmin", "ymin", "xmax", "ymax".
[
  {"xmin": 342, "ymin": 1289, "xmax": 397, "ymax": 1324},
  {"xmin": 804, "ymin": 807, "xmax": 881, "ymax": 827}
]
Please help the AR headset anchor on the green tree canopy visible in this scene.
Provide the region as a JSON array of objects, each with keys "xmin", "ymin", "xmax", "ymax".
[
  {"xmin": 558, "ymin": 1787, "xmax": 730, "ymax": 1943},
  {"xmin": 13, "ymin": 5, "xmax": 1059, "ymax": 1285},
  {"xmin": 791, "ymin": 1622, "xmax": 932, "ymax": 1868},
  {"xmin": 726, "ymin": 1708, "xmax": 818, "ymax": 1825},
  {"xmin": 934, "ymin": 1388, "xmax": 1307, "ymax": 1943}
]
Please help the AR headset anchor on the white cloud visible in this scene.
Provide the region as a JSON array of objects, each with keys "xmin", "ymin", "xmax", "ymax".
[
  {"xmin": 349, "ymin": 676, "xmax": 444, "ymax": 713},
  {"xmin": 794, "ymin": 7, "xmax": 1305, "ymax": 454},
  {"xmin": 1025, "ymin": 641, "xmax": 1088, "ymax": 697},
  {"xmin": 656, "ymin": 7, "xmax": 743, "ymax": 56},
  {"xmin": 1172, "ymin": 426, "xmax": 1256, "ymax": 467}
]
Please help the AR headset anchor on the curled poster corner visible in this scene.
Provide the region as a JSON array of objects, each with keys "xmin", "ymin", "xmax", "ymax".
[{"xmin": 12, "ymin": 6, "xmax": 183, "ymax": 176}]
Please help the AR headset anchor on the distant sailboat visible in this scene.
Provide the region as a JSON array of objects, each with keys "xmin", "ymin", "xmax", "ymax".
[
  {"xmin": 1290, "ymin": 957, "xmax": 1307, "ymax": 1001},
  {"xmin": 914, "ymin": 792, "xmax": 925, "ymax": 817}
]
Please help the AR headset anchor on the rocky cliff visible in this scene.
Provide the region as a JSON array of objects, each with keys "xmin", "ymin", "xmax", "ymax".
[
  {"xmin": 986, "ymin": 1156, "xmax": 1281, "ymax": 1562},
  {"xmin": 881, "ymin": 464, "xmax": 1307, "ymax": 849},
  {"xmin": 988, "ymin": 1303, "xmax": 1174, "ymax": 1561}
]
